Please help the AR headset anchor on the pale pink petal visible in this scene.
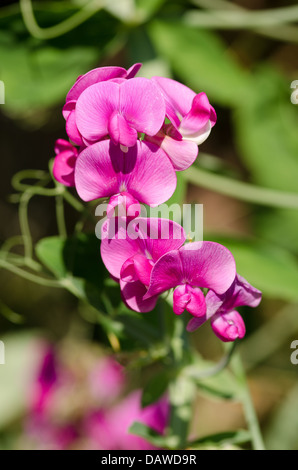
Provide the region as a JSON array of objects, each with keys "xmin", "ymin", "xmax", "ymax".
[{"xmin": 145, "ymin": 127, "xmax": 198, "ymax": 171}]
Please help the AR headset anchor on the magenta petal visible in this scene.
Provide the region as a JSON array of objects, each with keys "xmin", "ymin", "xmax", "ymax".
[
  {"xmin": 65, "ymin": 110, "xmax": 84, "ymax": 147},
  {"xmin": 74, "ymin": 140, "xmax": 119, "ymax": 201},
  {"xmin": 53, "ymin": 140, "xmax": 78, "ymax": 187},
  {"xmin": 74, "ymin": 140, "xmax": 176, "ymax": 206},
  {"xmin": 76, "ymin": 81, "xmax": 120, "ymax": 143},
  {"xmin": 108, "ymin": 112, "xmax": 138, "ymax": 147},
  {"xmin": 120, "ymin": 78, "xmax": 166, "ymax": 136},
  {"xmin": 100, "ymin": 217, "xmax": 185, "ymax": 280},
  {"xmin": 180, "ymin": 93, "xmax": 213, "ymax": 136},
  {"xmin": 100, "ymin": 218, "xmax": 143, "ymax": 279},
  {"xmin": 132, "ymin": 254, "xmax": 153, "ymax": 286},
  {"xmin": 66, "ymin": 66, "xmax": 127, "ymax": 102},
  {"xmin": 186, "ymin": 286, "xmax": 206, "ymax": 317},
  {"xmin": 120, "ymin": 254, "xmax": 153, "ymax": 286},
  {"xmin": 179, "ymin": 242, "xmax": 236, "ymax": 294},
  {"xmin": 152, "ymin": 76, "xmax": 196, "ymax": 129},
  {"xmin": 210, "ymin": 106, "xmax": 217, "ymax": 127},
  {"xmin": 53, "ymin": 151, "xmax": 77, "ymax": 187},
  {"xmin": 120, "ymin": 258, "xmax": 139, "ymax": 283},
  {"xmin": 211, "ymin": 310, "xmax": 246, "ymax": 342},
  {"xmin": 173, "ymin": 285, "xmax": 191, "ymax": 315},
  {"xmin": 107, "ymin": 192, "xmax": 141, "ymax": 218},
  {"xmin": 173, "ymin": 285, "xmax": 206, "ymax": 317},
  {"xmin": 186, "ymin": 315, "xmax": 208, "ymax": 332},
  {"xmin": 120, "ymin": 279, "xmax": 158, "ymax": 313},
  {"xmin": 62, "ymin": 100, "xmax": 75, "ymax": 120},
  {"xmin": 54, "ymin": 139, "xmax": 76, "ymax": 155},
  {"xmin": 146, "ymin": 242, "xmax": 236, "ymax": 298},
  {"xmin": 126, "ymin": 63, "xmax": 142, "ymax": 79},
  {"xmin": 206, "ymin": 274, "xmax": 262, "ymax": 317},
  {"xmin": 142, "ymin": 218, "xmax": 186, "ymax": 262}
]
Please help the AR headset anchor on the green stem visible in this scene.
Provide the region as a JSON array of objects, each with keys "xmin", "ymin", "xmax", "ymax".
[
  {"xmin": 231, "ymin": 352, "xmax": 265, "ymax": 451},
  {"xmin": 19, "ymin": 192, "xmax": 33, "ymax": 260},
  {"xmin": 189, "ymin": 0, "xmax": 298, "ymax": 42},
  {"xmin": 0, "ymin": 258, "xmax": 63, "ymax": 288},
  {"xmin": 55, "ymin": 195, "xmax": 67, "ymax": 238},
  {"xmin": 188, "ymin": 342, "xmax": 237, "ymax": 380},
  {"xmin": 183, "ymin": 165, "xmax": 298, "ymax": 210},
  {"xmin": 19, "ymin": 0, "xmax": 104, "ymax": 40},
  {"xmin": 186, "ymin": 4, "xmax": 298, "ymax": 27}
]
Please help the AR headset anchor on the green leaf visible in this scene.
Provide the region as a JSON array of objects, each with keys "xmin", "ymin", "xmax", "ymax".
[
  {"xmin": 188, "ymin": 429, "xmax": 251, "ymax": 449},
  {"xmin": 36, "ymin": 233, "xmax": 104, "ymax": 283},
  {"xmin": 169, "ymin": 373, "xmax": 197, "ymax": 449},
  {"xmin": 135, "ymin": 0, "xmax": 165, "ymax": 20},
  {"xmin": 36, "ymin": 236, "xmax": 67, "ymax": 279},
  {"xmin": 148, "ymin": 20, "xmax": 251, "ymax": 107},
  {"xmin": 36, "ymin": 233, "xmax": 110, "ymax": 313},
  {"xmin": 211, "ymin": 236, "xmax": 298, "ymax": 302},
  {"xmin": 186, "ymin": 357, "xmax": 240, "ymax": 401},
  {"xmin": 129, "ymin": 422, "xmax": 176, "ymax": 449},
  {"xmin": 264, "ymin": 384, "xmax": 298, "ymax": 450},
  {"xmin": 0, "ymin": 331, "xmax": 42, "ymax": 429},
  {"xmin": 0, "ymin": 32, "xmax": 98, "ymax": 117},
  {"xmin": 235, "ymin": 66, "xmax": 298, "ymax": 192}
]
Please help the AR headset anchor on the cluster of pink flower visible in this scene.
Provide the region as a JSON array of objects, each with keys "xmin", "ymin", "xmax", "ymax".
[
  {"xmin": 53, "ymin": 63, "xmax": 262, "ymax": 342},
  {"xmin": 26, "ymin": 346, "xmax": 169, "ymax": 450}
]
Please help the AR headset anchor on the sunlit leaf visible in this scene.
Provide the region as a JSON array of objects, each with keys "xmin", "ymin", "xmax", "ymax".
[
  {"xmin": 211, "ymin": 236, "xmax": 298, "ymax": 302},
  {"xmin": 148, "ymin": 20, "xmax": 251, "ymax": 106}
]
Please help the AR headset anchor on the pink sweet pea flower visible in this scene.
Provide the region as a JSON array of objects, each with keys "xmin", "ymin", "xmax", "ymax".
[
  {"xmin": 84, "ymin": 390, "xmax": 169, "ymax": 450},
  {"xmin": 144, "ymin": 241, "xmax": 236, "ymax": 318},
  {"xmin": 146, "ymin": 77, "xmax": 216, "ymax": 171},
  {"xmin": 63, "ymin": 63, "xmax": 141, "ymax": 146},
  {"xmin": 88, "ymin": 357, "xmax": 125, "ymax": 404},
  {"xmin": 74, "ymin": 140, "xmax": 177, "ymax": 207},
  {"xmin": 101, "ymin": 217, "xmax": 186, "ymax": 312},
  {"xmin": 187, "ymin": 274, "xmax": 262, "ymax": 342},
  {"xmin": 75, "ymin": 77, "xmax": 166, "ymax": 148},
  {"xmin": 53, "ymin": 139, "xmax": 79, "ymax": 187}
]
